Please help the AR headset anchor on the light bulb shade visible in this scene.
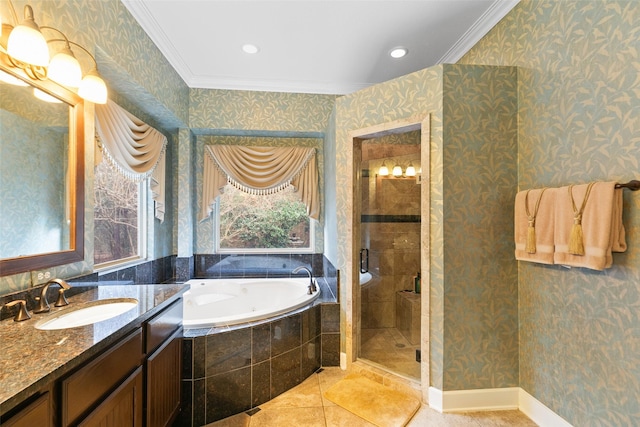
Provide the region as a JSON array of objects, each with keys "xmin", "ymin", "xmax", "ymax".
[
  {"xmin": 378, "ymin": 162, "xmax": 389, "ymax": 176},
  {"xmin": 48, "ymin": 46, "xmax": 82, "ymax": 87},
  {"xmin": 6, "ymin": 6, "xmax": 49, "ymax": 67},
  {"xmin": 392, "ymin": 165, "xmax": 403, "ymax": 177},
  {"xmin": 405, "ymin": 165, "xmax": 416, "ymax": 177},
  {"xmin": 78, "ymin": 69, "xmax": 107, "ymax": 104},
  {"xmin": 33, "ymin": 87, "xmax": 62, "ymax": 103}
]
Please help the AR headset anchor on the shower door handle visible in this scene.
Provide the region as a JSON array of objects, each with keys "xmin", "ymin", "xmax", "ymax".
[{"xmin": 360, "ymin": 248, "xmax": 369, "ymax": 273}]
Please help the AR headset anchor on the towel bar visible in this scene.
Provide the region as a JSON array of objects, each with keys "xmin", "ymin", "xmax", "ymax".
[{"xmin": 615, "ymin": 180, "xmax": 640, "ymax": 191}]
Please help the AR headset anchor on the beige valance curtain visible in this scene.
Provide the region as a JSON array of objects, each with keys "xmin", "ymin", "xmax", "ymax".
[
  {"xmin": 95, "ymin": 100, "xmax": 167, "ymax": 222},
  {"xmin": 201, "ymin": 145, "xmax": 319, "ymax": 221}
]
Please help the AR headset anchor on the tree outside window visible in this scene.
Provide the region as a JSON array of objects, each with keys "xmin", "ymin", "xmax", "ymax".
[
  {"xmin": 94, "ymin": 161, "xmax": 144, "ymax": 266},
  {"xmin": 218, "ymin": 184, "xmax": 312, "ymax": 252}
]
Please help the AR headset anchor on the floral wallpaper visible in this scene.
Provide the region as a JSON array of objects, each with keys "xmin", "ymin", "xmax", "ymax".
[
  {"xmin": 334, "ymin": 64, "xmax": 518, "ymax": 392},
  {"xmin": 461, "ymin": 1, "xmax": 640, "ymax": 425},
  {"xmin": 190, "ymin": 89, "xmax": 335, "ymax": 134}
]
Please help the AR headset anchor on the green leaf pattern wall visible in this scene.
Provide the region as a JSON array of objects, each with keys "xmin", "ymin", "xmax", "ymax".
[
  {"xmin": 334, "ymin": 64, "xmax": 519, "ymax": 392},
  {"xmin": 460, "ymin": 1, "xmax": 640, "ymax": 425}
]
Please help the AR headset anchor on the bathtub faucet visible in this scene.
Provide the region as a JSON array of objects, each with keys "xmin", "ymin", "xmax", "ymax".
[{"xmin": 292, "ymin": 266, "xmax": 317, "ymax": 294}]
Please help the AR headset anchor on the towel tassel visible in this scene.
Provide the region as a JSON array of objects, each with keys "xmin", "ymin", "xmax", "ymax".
[
  {"xmin": 569, "ymin": 214, "xmax": 585, "ymax": 255},
  {"xmin": 568, "ymin": 182, "xmax": 595, "ymax": 256},
  {"xmin": 526, "ymin": 219, "xmax": 537, "ymax": 253},
  {"xmin": 524, "ymin": 188, "xmax": 547, "ymax": 254}
]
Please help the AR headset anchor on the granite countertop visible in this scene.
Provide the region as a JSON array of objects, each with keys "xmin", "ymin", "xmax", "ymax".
[{"xmin": 0, "ymin": 283, "xmax": 188, "ymax": 412}]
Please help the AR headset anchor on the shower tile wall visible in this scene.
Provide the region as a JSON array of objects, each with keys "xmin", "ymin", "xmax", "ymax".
[{"xmin": 361, "ymin": 152, "xmax": 421, "ymax": 329}]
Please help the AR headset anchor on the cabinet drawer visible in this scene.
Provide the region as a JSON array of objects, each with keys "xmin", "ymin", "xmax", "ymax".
[
  {"xmin": 145, "ymin": 299, "xmax": 182, "ymax": 353},
  {"xmin": 61, "ymin": 328, "xmax": 143, "ymax": 426}
]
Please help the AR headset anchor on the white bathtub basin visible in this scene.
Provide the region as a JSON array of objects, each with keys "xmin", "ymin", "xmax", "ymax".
[{"xmin": 35, "ymin": 298, "xmax": 138, "ymax": 330}]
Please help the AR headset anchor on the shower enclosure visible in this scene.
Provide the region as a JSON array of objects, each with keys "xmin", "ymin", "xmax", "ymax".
[{"xmin": 358, "ymin": 132, "xmax": 421, "ymax": 380}]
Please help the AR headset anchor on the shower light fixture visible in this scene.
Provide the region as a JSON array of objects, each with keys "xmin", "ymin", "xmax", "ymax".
[
  {"xmin": 0, "ymin": 1, "xmax": 108, "ymax": 103},
  {"xmin": 405, "ymin": 163, "xmax": 416, "ymax": 177},
  {"xmin": 378, "ymin": 160, "xmax": 389, "ymax": 176}
]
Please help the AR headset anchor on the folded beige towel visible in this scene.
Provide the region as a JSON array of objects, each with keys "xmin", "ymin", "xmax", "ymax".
[
  {"xmin": 554, "ymin": 181, "xmax": 626, "ymax": 270},
  {"xmin": 515, "ymin": 187, "xmax": 556, "ymax": 264}
]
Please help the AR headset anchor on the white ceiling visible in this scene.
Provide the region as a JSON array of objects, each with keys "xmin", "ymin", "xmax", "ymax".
[{"xmin": 122, "ymin": 0, "xmax": 519, "ymax": 95}]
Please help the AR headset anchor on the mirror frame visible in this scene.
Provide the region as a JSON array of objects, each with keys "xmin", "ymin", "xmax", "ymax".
[{"xmin": 0, "ymin": 63, "xmax": 85, "ymax": 276}]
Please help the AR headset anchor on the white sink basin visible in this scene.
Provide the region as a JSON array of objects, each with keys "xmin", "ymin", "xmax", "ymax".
[{"xmin": 35, "ymin": 298, "xmax": 138, "ymax": 330}]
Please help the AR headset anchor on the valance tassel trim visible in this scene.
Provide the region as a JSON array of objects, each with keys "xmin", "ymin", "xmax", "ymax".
[{"xmin": 201, "ymin": 145, "xmax": 319, "ymax": 221}]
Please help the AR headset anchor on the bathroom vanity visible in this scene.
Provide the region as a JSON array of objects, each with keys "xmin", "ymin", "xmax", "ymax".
[{"xmin": 0, "ymin": 284, "xmax": 187, "ymax": 427}]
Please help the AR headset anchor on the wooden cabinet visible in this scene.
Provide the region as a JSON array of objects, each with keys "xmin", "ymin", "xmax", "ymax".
[
  {"xmin": 146, "ymin": 329, "xmax": 181, "ymax": 427},
  {"xmin": 61, "ymin": 329, "xmax": 144, "ymax": 426},
  {"xmin": 2, "ymin": 296, "xmax": 183, "ymax": 427},
  {"xmin": 1, "ymin": 392, "xmax": 52, "ymax": 427},
  {"xmin": 78, "ymin": 367, "xmax": 143, "ymax": 427},
  {"xmin": 144, "ymin": 300, "xmax": 182, "ymax": 427}
]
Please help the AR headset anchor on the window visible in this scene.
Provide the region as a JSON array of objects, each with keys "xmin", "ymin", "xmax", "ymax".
[
  {"xmin": 217, "ymin": 183, "xmax": 313, "ymax": 252},
  {"xmin": 94, "ymin": 161, "xmax": 146, "ymax": 267}
]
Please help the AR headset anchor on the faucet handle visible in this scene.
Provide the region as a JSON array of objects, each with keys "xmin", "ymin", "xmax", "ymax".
[
  {"xmin": 4, "ymin": 300, "xmax": 31, "ymax": 322},
  {"xmin": 55, "ymin": 288, "xmax": 69, "ymax": 307}
]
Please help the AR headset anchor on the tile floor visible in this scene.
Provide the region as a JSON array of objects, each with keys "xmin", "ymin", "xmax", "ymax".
[
  {"xmin": 360, "ymin": 327, "xmax": 421, "ymax": 380},
  {"xmin": 205, "ymin": 367, "xmax": 538, "ymax": 427}
]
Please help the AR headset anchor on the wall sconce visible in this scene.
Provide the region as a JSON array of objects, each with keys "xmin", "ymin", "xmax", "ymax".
[
  {"xmin": 0, "ymin": 1, "xmax": 108, "ymax": 104},
  {"xmin": 392, "ymin": 164, "xmax": 403, "ymax": 177},
  {"xmin": 378, "ymin": 160, "xmax": 389, "ymax": 176}
]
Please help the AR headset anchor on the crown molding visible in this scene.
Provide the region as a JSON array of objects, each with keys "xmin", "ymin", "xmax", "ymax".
[
  {"xmin": 121, "ymin": 0, "xmax": 193, "ymax": 85},
  {"xmin": 438, "ymin": 0, "xmax": 520, "ymax": 64}
]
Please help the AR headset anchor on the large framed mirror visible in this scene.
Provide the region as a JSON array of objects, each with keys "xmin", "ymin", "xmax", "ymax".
[{"xmin": 0, "ymin": 63, "xmax": 85, "ymax": 276}]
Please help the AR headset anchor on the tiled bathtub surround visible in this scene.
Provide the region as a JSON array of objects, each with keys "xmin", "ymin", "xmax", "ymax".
[{"xmin": 178, "ymin": 300, "xmax": 340, "ymax": 426}]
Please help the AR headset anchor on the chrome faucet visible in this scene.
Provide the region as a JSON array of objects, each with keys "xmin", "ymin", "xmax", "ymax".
[
  {"xmin": 34, "ymin": 278, "xmax": 71, "ymax": 313},
  {"xmin": 292, "ymin": 266, "xmax": 317, "ymax": 294}
]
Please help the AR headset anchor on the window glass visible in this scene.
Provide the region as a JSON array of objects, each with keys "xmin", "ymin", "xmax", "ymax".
[
  {"xmin": 217, "ymin": 183, "xmax": 313, "ymax": 252},
  {"xmin": 94, "ymin": 161, "xmax": 145, "ymax": 266}
]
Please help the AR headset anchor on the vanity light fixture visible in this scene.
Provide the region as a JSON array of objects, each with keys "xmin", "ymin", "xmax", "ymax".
[
  {"xmin": 405, "ymin": 162, "xmax": 416, "ymax": 177},
  {"xmin": 0, "ymin": 1, "xmax": 108, "ymax": 103},
  {"xmin": 392, "ymin": 164, "xmax": 403, "ymax": 177},
  {"xmin": 378, "ymin": 160, "xmax": 389, "ymax": 176},
  {"xmin": 389, "ymin": 47, "xmax": 408, "ymax": 59}
]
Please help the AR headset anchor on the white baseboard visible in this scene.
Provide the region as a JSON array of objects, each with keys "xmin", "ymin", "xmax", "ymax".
[
  {"xmin": 428, "ymin": 387, "xmax": 519, "ymax": 412},
  {"xmin": 519, "ymin": 388, "xmax": 573, "ymax": 427},
  {"xmin": 428, "ymin": 386, "xmax": 573, "ymax": 427}
]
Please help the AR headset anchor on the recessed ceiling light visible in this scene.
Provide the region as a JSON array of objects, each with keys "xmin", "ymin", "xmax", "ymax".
[
  {"xmin": 389, "ymin": 47, "xmax": 408, "ymax": 59},
  {"xmin": 242, "ymin": 44, "xmax": 259, "ymax": 54}
]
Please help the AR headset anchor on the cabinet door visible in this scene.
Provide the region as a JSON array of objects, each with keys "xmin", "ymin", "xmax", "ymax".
[
  {"xmin": 78, "ymin": 367, "xmax": 143, "ymax": 427},
  {"xmin": 2, "ymin": 392, "xmax": 52, "ymax": 427},
  {"xmin": 146, "ymin": 329, "xmax": 182, "ymax": 427},
  {"xmin": 62, "ymin": 328, "xmax": 143, "ymax": 426}
]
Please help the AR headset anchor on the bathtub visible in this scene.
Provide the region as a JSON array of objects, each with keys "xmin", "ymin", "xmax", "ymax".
[{"xmin": 182, "ymin": 277, "xmax": 321, "ymax": 329}]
